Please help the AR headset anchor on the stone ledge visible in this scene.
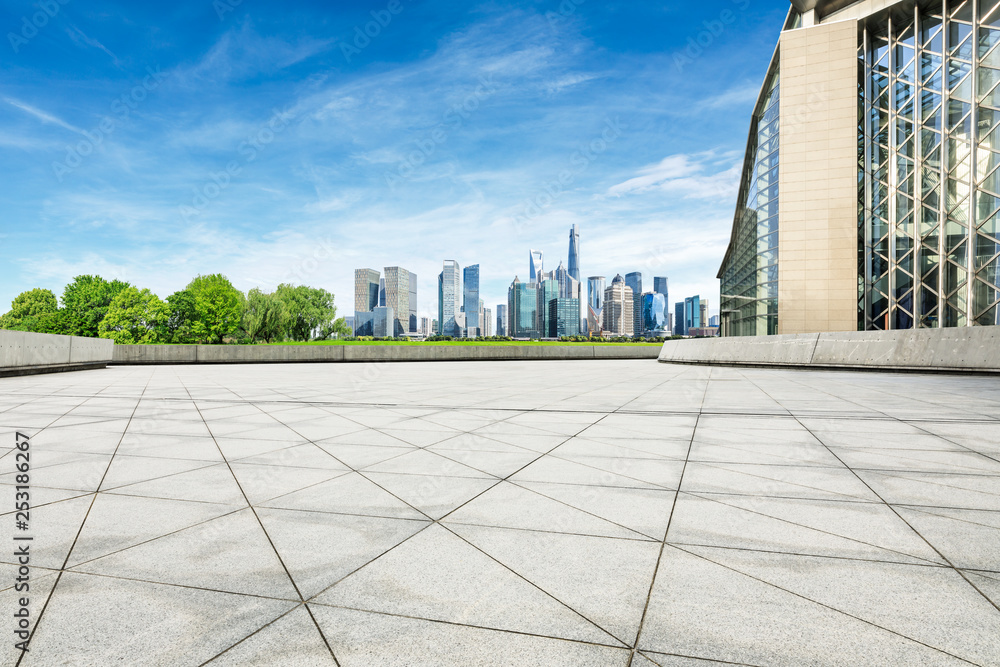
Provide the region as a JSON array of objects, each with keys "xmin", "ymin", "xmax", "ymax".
[{"xmin": 658, "ymin": 327, "xmax": 1000, "ymax": 373}]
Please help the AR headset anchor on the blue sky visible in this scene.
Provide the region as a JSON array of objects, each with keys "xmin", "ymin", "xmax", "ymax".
[{"xmin": 0, "ymin": 0, "xmax": 787, "ymax": 322}]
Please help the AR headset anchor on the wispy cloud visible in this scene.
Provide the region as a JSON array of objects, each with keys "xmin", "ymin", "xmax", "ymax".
[
  {"xmin": 607, "ymin": 153, "xmax": 740, "ymax": 201},
  {"xmin": 3, "ymin": 97, "xmax": 83, "ymax": 134},
  {"xmin": 66, "ymin": 25, "xmax": 122, "ymax": 66}
]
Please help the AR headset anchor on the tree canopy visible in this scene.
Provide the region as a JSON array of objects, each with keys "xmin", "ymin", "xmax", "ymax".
[{"xmin": 0, "ymin": 274, "xmax": 347, "ymax": 345}]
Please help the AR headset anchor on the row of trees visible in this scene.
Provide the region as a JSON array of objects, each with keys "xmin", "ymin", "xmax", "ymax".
[{"xmin": 0, "ymin": 274, "xmax": 349, "ymax": 345}]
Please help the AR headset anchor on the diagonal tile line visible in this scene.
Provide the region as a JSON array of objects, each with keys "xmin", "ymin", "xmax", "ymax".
[
  {"xmin": 307, "ymin": 600, "xmax": 632, "ymax": 651},
  {"xmin": 15, "ymin": 373, "xmax": 152, "ymax": 667},
  {"xmin": 637, "ymin": 649, "xmax": 762, "ymax": 667},
  {"xmin": 440, "ymin": 519, "xmax": 657, "ymax": 543},
  {"xmin": 669, "ymin": 543, "xmax": 981, "ymax": 665},
  {"xmin": 689, "ymin": 460, "xmax": 879, "ymax": 501},
  {"xmin": 899, "ymin": 504, "xmax": 1000, "ymax": 531},
  {"xmin": 663, "ymin": 540, "xmax": 952, "ymax": 571},
  {"xmin": 785, "ymin": 374, "xmax": 1000, "ymax": 466},
  {"xmin": 194, "ymin": 603, "xmax": 304, "ymax": 667},
  {"xmin": 857, "ymin": 468, "xmax": 1000, "ymax": 493},
  {"xmin": 679, "ymin": 489, "xmax": 947, "ymax": 567},
  {"xmin": 743, "ymin": 372, "xmax": 1000, "ymax": 617},
  {"xmin": 628, "ymin": 367, "xmax": 711, "ymax": 667},
  {"xmin": 183, "ymin": 383, "xmax": 343, "ymax": 667}
]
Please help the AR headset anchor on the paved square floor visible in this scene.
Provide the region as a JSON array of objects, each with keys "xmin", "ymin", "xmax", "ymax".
[{"xmin": 1, "ymin": 360, "xmax": 1000, "ymax": 666}]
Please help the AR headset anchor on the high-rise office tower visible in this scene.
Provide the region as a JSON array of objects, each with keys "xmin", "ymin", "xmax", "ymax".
[
  {"xmin": 587, "ymin": 276, "xmax": 605, "ymax": 335},
  {"xmin": 408, "ymin": 270, "xmax": 418, "ymax": 334},
  {"xmin": 603, "ymin": 275, "xmax": 634, "ymax": 336},
  {"xmin": 529, "ymin": 250, "xmax": 544, "ymax": 283},
  {"xmin": 508, "ymin": 277, "xmax": 540, "ymax": 338},
  {"xmin": 378, "ymin": 278, "xmax": 386, "ymax": 307},
  {"xmin": 438, "ymin": 260, "xmax": 460, "ymax": 337},
  {"xmin": 383, "ymin": 267, "xmax": 411, "ymax": 337},
  {"xmin": 497, "ymin": 304, "xmax": 507, "ymax": 336},
  {"xmin": 483, "ymin": 307, "xmax": 493, "ymax": 336},
  {"xmin": 354, "ymin": 269, "xmax": 380, "ymax": 312},
  {"xmin": 700, "ymin": 300, "xmax": 708, "ymax": 331},
  {"xmin": 625, "ymin": 272, "xmax": 643, "ymax": 338},
  {"xmin": 538, "ymin": 278, "xmax": 560, "ymax": 337},
  {"xmin": 420, "ymin": 317, "xmax": 429, "ymax": 337},
  {"xmin": 685, "ymin": 295, "xmax": 702, "ymax": 333},
  {"xmin": 653, "ymin": 276, "xmax": 668, "ymax": 295},
  {"xmin": 568, "ymin": 224, "xmax": 580, "ymax": 282},
  {"xmin": 463, "ymin": 264, "xmax": 480, "ymax": 337},
  {"xmin": 675, "ymin": 302, "xmax": 685, "ymax": 335},
  {"xmin": 642, "ymin": 292, "xmax": 668, "ymax": 333}
]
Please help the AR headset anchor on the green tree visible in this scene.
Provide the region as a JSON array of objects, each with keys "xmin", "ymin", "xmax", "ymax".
[
  {"xmin": 187, "ymin": 274, "xmax": 244, "ymax": 344},
  {"xmin": 98, "ymin": 287, "xmax": 169, "ymax": 344},
  {"xmin": 0, "ymin": 288, "xmax": 64, "ymax": 333},
  {"xmin": 274, "ymin": 284, "xmax": 338, "ymax": 341},
  {"xmin": 160, "ymin": 290, "xmax": 199, "ymax": 344},
  {"xmin": 61, "ymin": 275, "xmax": 131, "ymax": 337},
  {"xmin": 243, "ymin": 288, "xmax": 289, "ymax": 343}
]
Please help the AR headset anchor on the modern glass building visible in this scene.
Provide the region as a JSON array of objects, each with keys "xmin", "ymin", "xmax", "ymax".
[
  {"xmin": 384, "ymin": 267, "xmax": 410, "ymax": 337},
  {"xmin": 354, "ymin": 269, "xmax": 380, "ymax": 312},
  {"xmin": 674, "ymin": 302, "xmax": 686, "ymax": 335},
  {"xmin": 685, "ymin": 295, "xmax": 702, "ymax": 333},
  {"xmin": 568, "ymin": 224, "xmax": 581, "ymax": 282},
  {"xmin": 508, "ymin": 277, "xmax": 540, "ymax": 338},
  {"xmin": 463, "ymin": 264, "xmax": 480, "ymax": 337},
  {"xmin": 625, "ymin": 272, "xmax": 643, "ymax": 337},
  {"xmin": 529, "ymin": 250, "xmax": 544, "ymax": 283},
  {"xmin": 720, "ymin": 0, "xmax": 1000, "ymax": 335},
  {"xmin": 642, "ymin": 292, "xmax": 669, "ymax": 334},
  {"xmin": 438, "ymin": 260, "xmax": 460, "ymax": 336},
  {"xmin": 497, "ymin": 304, "xmax": 507, "ymax": 336},
  {"xmin": 408, "ymin": 270, "xmax": 418, "ymax": 334},
  {"xmin": 587, "ymin": 276, "xmax": 605, "ymax": 334},
  {"xmin": 548, "ymin": 298, "xmax": 581, "ymax": 337},
  {"xmin": 538, "ymin": 278, "xmax": 560, "ymax": 336}
]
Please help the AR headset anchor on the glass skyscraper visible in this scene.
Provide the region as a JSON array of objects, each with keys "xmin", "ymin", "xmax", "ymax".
[
  {"xmin": 642, "ymin": 292, "xmax": 668, "ymax": 333},
  {"xmin": 508, "ymin": 277, "xmax": 540, "ymax": 338},
  {"xmin": 625, "ymin": 272, "xmax": 643, "ymax": 337},
  {"xmin": 587, "ymin": 276, "xmax": 605, "ymax": 334},
  {"xmin": 568, "ymin": 224, "xmax": 581, "ymax": 282},
  {"xmin": 438, "ymin": 260, "xmax": 460, "ymax": 337},
  {"xmin": 529, "ymin": 250, "xmax": 544, "ymax": 283},
  {"xmin": 463, "ymin": 264, "xmax": 480, "ymax": 337},
  {"xmin": 719, "ymin": 0, "xmax": 1000, "ymax": 335}
]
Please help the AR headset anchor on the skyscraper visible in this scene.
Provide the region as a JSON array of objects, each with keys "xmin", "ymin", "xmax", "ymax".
[
  {"xmin": 354, "ymin": 269, "xmax": 380, "ymax": 312},
  {"xmin": 603, "ymin": 274, "xmax": 634, "ymax": 336},
  {"xmin": 408, "ymin": 270, "xmax": 418, "ymax": 334},
  {"xmin": 653, "ymin": 277, "xmax": 668, "ymax": 297},
  {"xmin": 625, "ymin": 272, "xmax": 643, "ymax": 338},
  {"xmin": 529, "ymin": 250, "xmax": 544, "ymax": 283},
  {"xmin": 496, "ymin": 304, "xmax": 507, "ymax": 336},
  {"xmin": 483, "ymin": 307, "xmax": 493, "ymax": 336},
  {"xmin": 438, "ymin": 260, "xmax": 460, "ymax": 337},
  {"xmin": 700, "ymin": 300, "xmax": 708, "ymax": 332},
  {"xmin": 685, "ymin": 295, "xmax": 702, "ymax": 333},
  {"xmin": 674, "ymin": 302, "xmax": 685, "ymax": 335},
  {"xmin": 538, "ymin": 278, "xmax": 560, "ymax": 337},
  {"xmin": 587, "ymin": 276, "xmax": 605, "ymax": 335},
  {"xmin": 420, "ymin": 317, "xmax": 429, "ymax": 337},
  {"xmin": 383, "ymin": 267, "xmax": 411, "ymax": 337},
  {"xmin": 508, "ymin": 277, "xmax": 539, "ymax": 338},
  {"xmin": 463, "ymin": 264, "xmax": 480, "ymax": 337},
  {"xmin": 642, "ymin": 292, "xmax": 668, "ymax": 333},
  {"xmin": 567, "ymin": 224, "xmax": 580, "ymax": 282}
]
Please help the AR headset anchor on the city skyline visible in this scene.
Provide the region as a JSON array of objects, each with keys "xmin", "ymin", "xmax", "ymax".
[{"xmin": 0, "ymin": 0, "xmax": 783, "ymax": 325}]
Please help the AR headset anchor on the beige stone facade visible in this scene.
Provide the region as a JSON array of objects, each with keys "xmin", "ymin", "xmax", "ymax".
[{"xmin": 776, "ymin": 19, "xmax": 859, "ymax": 334}]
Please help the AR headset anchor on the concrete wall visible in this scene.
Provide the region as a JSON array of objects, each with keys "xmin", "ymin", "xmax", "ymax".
[
  {"xmin": 0, "ymin": 331, "xmax": 114, "ymax": 376},
  {"xmin": 111, "ymin": 344, "xmax": 661, "ymax": 364},
  {"xmin": 778, "ymin": 19, "xmax": 859, "ymax": 335},
  {"xmin": 658, "ymin": 328, "xmax": 1000, "ymax": 373}
]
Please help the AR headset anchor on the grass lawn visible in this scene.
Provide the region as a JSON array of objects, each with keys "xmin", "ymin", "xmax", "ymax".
[{"xmin": 270, "ymin": 340, "xmax": 664, "ymax": 346}]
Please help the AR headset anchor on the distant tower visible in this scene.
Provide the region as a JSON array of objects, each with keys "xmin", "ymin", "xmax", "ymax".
[
  {"xmin": 587, "ymin": 276, "xmax": 605, "ymax": 335},
  {"xmin": 463, "ymin": 264, "xmax": 480, "ymax": 337},
  {"xmin": 567, "ymin": 225, "xmax": 580, "ymax": 282},
  {"xmin": 438, "ymin": 260, "xmax": 460, "ymax": 336},
  {"xmin": 625, "ymin": 272, "xmax": 642, "ymax": 338},
  {"xmin": 529, "ymin": 250, "xmax": 544, "ymax": 283}
]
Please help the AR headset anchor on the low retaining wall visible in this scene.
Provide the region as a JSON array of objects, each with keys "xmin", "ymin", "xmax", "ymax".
[
  {"xmin": 658, "ymin": 327, "xmax": 1000, "ymax": 373},
  {"xmin": 112, "ymin": 344, "xmax": 661, "ymax": 364},
  {"xmin": 0, "ymin": 331, "xmax": 114, "ymax": 377}
]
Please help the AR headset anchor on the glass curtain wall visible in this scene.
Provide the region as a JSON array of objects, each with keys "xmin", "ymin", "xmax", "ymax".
[
  {"xmin": 720, "ymin": 60, "xmax": 780, "ymax": 336},
  {"xmin": 861, "ymin": 0, "xmax": 1000, "ymax": 329}
]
